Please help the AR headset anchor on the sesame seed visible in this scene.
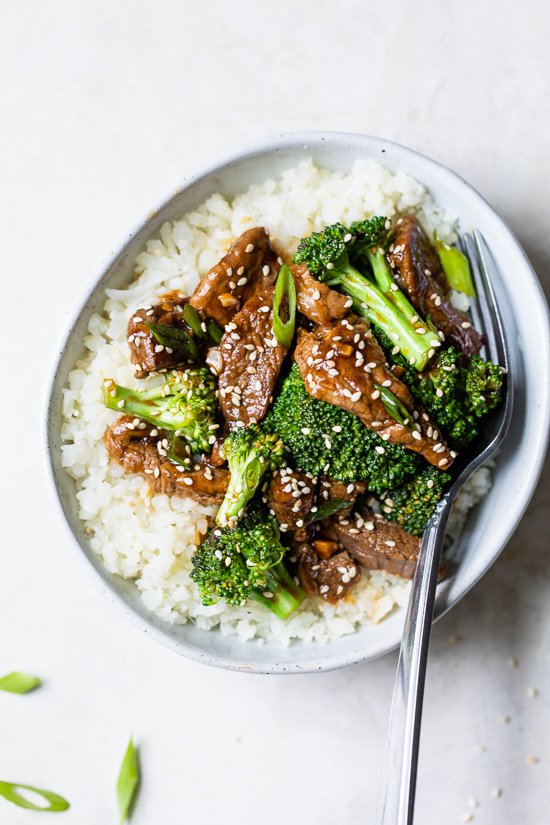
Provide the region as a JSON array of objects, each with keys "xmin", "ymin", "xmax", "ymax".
[
  {"xmin": 461, "ymin": 321, "xmax": 472, "ymax": 329},
  {"xmin": 237, "ymin": 266, "xmax": 245, "ymax": 275},
  {"xmin": 313, "ymin": 289, "xmax": 321, "ymax": 300},
  {"xmin": 385, "ymin": 540, "xmax": 396, "ymax": 547},
  {"xmin": 332, "ymin": 425, "xmax": 342, "ymax": 433},
  {"xmin": 438, "ymin": 458, "xmax": 449, "ymax": 466},
  {"xmin": 182, "ymin": 477, "xmax": 193, "ymax": 486},
  {"xmin": 412, "ymin": 430, "xmax": 422, "ymax": 441},
  {"xmin": 154, "ymin": 344, "xmax": 165, "ymax": 353},
  {"xmin": 371, "ymin": 390, "xmax": 381, "ymax": 400},
  {"xmin": 427, "ymin": 479, "xmax": 434, "ymax": 489},
  {"xmin": 237, "ymin": 277, "xmax": 247, "ymax": 287},
  {"xmin": 343, "ymin": 233, "xmax": 352, "ymax": 242},
  {"xmin": 375, "ymin": 446, "xmax": 386, "ymax": 455},
  {"xmin": 416, "ymin": 327, "xmax": 426, "ymax": 335},
  {"xmin": 133, "ymin": 316, "xmax": 143, "ymax": 323},
  {"xmin": 245, "ymin": 243, "xmax": 254, "ymax": 253},
  {"xmin": 262, "ymin": 264, "xmax": 270, "ymax": 276},
  {"xmin": 301, "ymin": 427, "xmax": 311, "ymax": 435}
]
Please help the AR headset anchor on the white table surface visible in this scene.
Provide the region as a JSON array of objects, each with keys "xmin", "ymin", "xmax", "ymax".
[{"xmin": 1, "ymin": 1, "xmax": 549, "ymax": 823}]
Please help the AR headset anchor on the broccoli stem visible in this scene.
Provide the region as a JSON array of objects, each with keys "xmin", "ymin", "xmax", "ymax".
[
  {"xmin": 366, "ymin": 249, "xmax": 418, "ymax": 323},
  {"xmin": 250, "ymin": 562, "xmax": 304, "ymax": 620},
  {"xmin": 215, "ymin": 456, "xmax": 263, "ymax": 526},
  {"xmin": 327, "ymin": 261, "xmax": 434, "ymax": 370},
  {"xmin": 103, "ymin": 382, "xmax": 172, "ymax": 428}
]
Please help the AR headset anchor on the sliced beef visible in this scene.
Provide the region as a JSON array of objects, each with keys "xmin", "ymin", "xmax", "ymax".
[
  {"xmin": 334, "ymin": 511, "xmax": 419, "ymax": 578},
  {"xmin": 105, "ymin": 415, "xmax": 229, "ymax": 505},
  {"xmin": 294, "ymin": 318, "xmax": 455, "ymax": 470},
  {"xmin": 294, "ymin": 542, "xmax": 360, "ymax": 603},
  {"xmin": 127, "ymin": 298, "xmax": 189, "ymax": 378},
  {"xmin": 390, "ymin": 215, "xmax": 483, "ymax": 356},
  {"xmin": 189, "ymin": 227, "xmax": 279, "ymax": 327},
  {"xmin": 291, "ymin": 263, "xmax": 350, "ymax": 326},
  {"xmin": 318, "ymin": 477, "xmax": 367, "ymax": 518},
  {"xmin": 264, "ymin": 468, "xmax": 315, "ymax": 541},
  {"xmin": 218, "ymin": 287, "xmax": 288, "ymax": 425}
]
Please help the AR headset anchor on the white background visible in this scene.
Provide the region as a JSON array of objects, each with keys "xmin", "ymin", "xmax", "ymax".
[{"xmin": 1, "ymin": 1, "xmax": 549, "ymax": 823}]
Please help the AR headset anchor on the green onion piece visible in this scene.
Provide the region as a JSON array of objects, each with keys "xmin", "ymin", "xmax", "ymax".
[
  {"xmin": 375, "ymin": 384, "xmax": 413, "ymax": 430},
  {"xmin": 0, "ymin": 672, "xmax": 41, "ymax": 694},
  {"xmin": 304, "ymin": 499, "xmax": 351, "ymax": 524},
  {"xmin": 168, "ymin": 435, "xmax": 192, "ymax": 466},
  {"xmin": 145, "ymin": 322, "xmax": 200, "ymax": 360},
  {"xmin": 434, "ymin": 233, "xmax": 476, "ymax": 297},
  {"xmin": 205, "ymin": 317, "xmax": 224, "ymax": 345},
  {"xmin": 272, "ymin": 264, "xmax": 297, "ymax": 348},
  {"xmin": 116, "ymin": 738, "xmax": 139, "ymax": 825},
  {"xmin": 0, "ymin": 781, "xmax": 69, "ymax": 812},
  {"xmin": 183, "ymin": 303, "xmax": 206, "ymax": 339}
]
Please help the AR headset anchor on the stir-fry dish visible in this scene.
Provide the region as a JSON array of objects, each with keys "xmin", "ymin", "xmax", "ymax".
[{"xmin": 102, "ymin": 217, "xmax": 504, "ymax": 621}]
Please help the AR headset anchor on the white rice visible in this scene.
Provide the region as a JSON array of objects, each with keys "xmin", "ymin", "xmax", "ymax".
[{"xmin": 61, "ymin": 159, "xmax": 491, "ymax": 645}]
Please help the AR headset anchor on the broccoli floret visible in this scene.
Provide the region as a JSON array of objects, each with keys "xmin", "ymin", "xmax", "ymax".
[
  {"xmin": 395, "ymin": 347, "xmax": 504, "ymax": 449},
  {"xmin": 264, "ymin": 364, "xmax": 420, "ymax": 493},
  {"xmin": 216, "ymin": 424, "xmax": 285, "ymax": 526},
  {"xmin": 369, "ymin": 326, "xmax": 505, "ymax": 449},
  {"xmin": 190, "ymin": 504, "xmax": 304, "ymax": 619},
  {"xmin": 103, "ymin": 368, "xmax": 218, "ymax": 453},
  {"xmin": 294, "ymin": 219, "xmax": 435, "ymax": 370},
  {"xmin": 377, "ymin": 465, "xmax": 451, "ymax": 536}
]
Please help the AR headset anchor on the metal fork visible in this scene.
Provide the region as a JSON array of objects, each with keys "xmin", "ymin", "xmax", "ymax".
[{"xmin": 375, "ymin": 231, "xmax": 514, "ymax": 825}]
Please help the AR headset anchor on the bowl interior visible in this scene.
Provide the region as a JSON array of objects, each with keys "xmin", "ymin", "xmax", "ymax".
[{"xmin": 47, "ymin": 133, "xmax": 550, "ymax": 673}]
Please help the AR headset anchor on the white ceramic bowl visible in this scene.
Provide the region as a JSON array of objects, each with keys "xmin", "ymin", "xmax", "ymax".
[{"xmin": 46, "ymin": 132, "xmax": 550, "ymax": 673}]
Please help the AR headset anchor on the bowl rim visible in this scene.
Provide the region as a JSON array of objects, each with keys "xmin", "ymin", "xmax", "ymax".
[{"xmin": 44, "ymin": 130, "xmax": 550, "ymax": 674}]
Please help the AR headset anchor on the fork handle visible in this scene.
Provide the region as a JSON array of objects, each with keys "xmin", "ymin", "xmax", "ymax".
[{"xmin": 375, "ymin": 507, "xmax": 451, "ymax": 825}]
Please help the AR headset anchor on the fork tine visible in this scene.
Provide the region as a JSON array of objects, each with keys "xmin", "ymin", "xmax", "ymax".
[
  {"xmin": 462, "ymin": 232, "xmax": 507, "ymax": 368},
  {"xmin": 473, "ymin": 230, "xmax": 510, "ymax": 372}
]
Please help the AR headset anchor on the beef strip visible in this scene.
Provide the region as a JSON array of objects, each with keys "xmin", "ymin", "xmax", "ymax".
[
  {"xmin": 294, "ymin": 542, "xmax": 360, "ymax": 603},
  {"xmin": 334, "ymin": 511, "xmax": 419, "ymax": 578},
  {"xmin": 294, "ymin": 318, "xmax": 455, "ymax": 469},
  {"xmin": 389, "ymin": 215, "xmax": 483, "ymax": 356},
  {"xmin": 127, "ymin": 297, "xmax": 190, "ymax": 378},
  {"xmin": 318, "ymin": 477, "xmax": 367, "ymax": 518},
  {"xmin": 264, "ymin": 468, "xmax": 316, "ymax": 542},
  {"xmin": 218, "ymin": 287, "xmax": 288, "ymax": 425},
  {"xmin": 291, "ymin": 263, "xmax": 350, "ymax": 326},
  {"xmin": 189, "ymin": 227, "xmax": 280, "ymax": 327},
  {"xmin": 105, "ymin": 415, "xmax": 229, "ymax": 505}
]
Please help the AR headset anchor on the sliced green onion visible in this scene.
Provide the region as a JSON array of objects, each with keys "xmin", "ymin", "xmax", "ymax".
[
  {"xmin": 145, "ymin": 322, "xmax": 200, "ymax": 360},
  {"xmin": 304, "ymin": 499, "xmax": 351, "ymax": 524},
  {"xmin": 0, "ymin": 672, "xmax": 41, "ymax": 694},
  {"xmin": 375, "ymin": 384, "xmax": 413, "ymax": 430},
  {"xmin": 168, "ymin": 435, "xmax": 193, "ymax": 466},
  {"xmin": 434, "ymin": 233, "xmax": 476, "ymax": 297},
  {"xmin": 205, "ymin": 317, "xmax": 224, "ymax": 345},
  {"xmin": 272, "ymin": 264, "xmax": 296, "ymax": 348},
  {"xmin": 117, "ymin": 738, "xmax": 139, "ymax": 824},
  {"xmin": 0, "ymin": 781, "xmax": 69, "ymax": 812},
  {"xmin": 183, "ymin": 303, "xmax": 206, "ymax": 339}
]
